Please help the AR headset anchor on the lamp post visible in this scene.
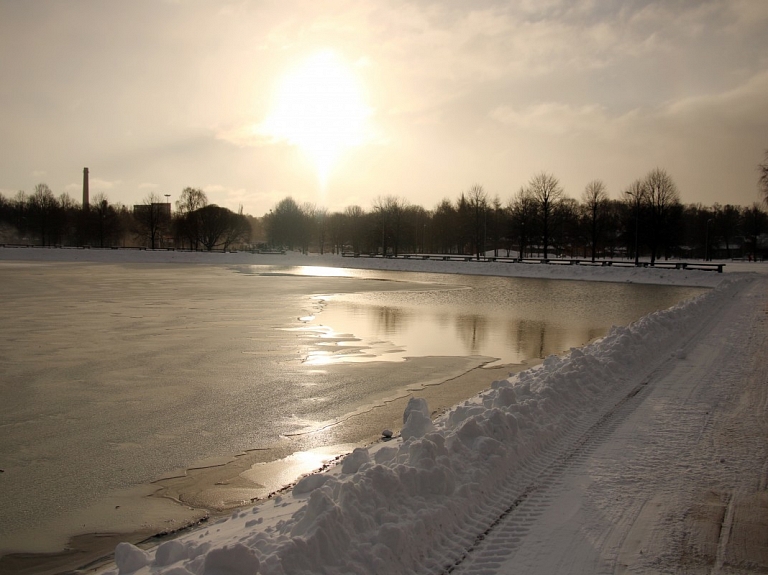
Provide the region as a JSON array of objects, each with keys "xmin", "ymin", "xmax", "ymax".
[
  {"xmin": 705, "ymin": 218, "xmax": 713, "ymax": 261},
  {"xmin": 163, "ymin": 194, "xmax": 171, "ymax": 249}
]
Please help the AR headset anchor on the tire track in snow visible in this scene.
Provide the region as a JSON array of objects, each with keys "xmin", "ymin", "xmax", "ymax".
[{"xmin": 440, "ymin": 280, "xmax": 753, "ymax": 575}]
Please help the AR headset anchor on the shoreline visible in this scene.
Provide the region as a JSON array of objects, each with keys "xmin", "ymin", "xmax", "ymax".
[
  {"xmin": 0, "ymin": 249, "xmax": 744, "ymax": 574},
  {"xmin": 0, "ymin": 359, "xmax": 535, "ymax": 575}
]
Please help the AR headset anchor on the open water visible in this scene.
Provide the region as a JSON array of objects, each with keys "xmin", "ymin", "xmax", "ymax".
[{"xmin": 0, "ymin": 262, "xmax": 705, "ymax": 555}]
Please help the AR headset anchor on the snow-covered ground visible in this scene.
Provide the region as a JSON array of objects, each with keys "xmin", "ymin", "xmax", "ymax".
[
  {"xmin": 2, "ymin": 247, "xmax": 767, "ymax": 574},
  {"xmin": 0, "ymin": 246, "xmax": 751, "ymax": 288}
]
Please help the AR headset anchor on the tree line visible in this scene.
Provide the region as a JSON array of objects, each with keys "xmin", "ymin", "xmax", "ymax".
[
  {"xmin": 263, "ymin": 167, "xmax": 768, "ymax": 261},
  {"xmin": 3, "ymin": 158, "xmax": 767, "ymax": 259},
  {"xmin": 0, "ymin": 186, "xmax": 256, "ymax": 251}
]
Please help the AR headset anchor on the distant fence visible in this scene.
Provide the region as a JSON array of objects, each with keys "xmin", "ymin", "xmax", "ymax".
[
  {"xmin": 0, "ymin": 244, "xmax": 725, "ymax": 272},
  {"xmin": 341, "ymin": 252, "xmax": 725, "ymax": 272}
]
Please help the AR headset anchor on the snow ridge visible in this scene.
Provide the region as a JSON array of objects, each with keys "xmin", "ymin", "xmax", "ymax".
[{"xmin": 112, "ymin": 279, "xmax": 743, "ymax": 575}]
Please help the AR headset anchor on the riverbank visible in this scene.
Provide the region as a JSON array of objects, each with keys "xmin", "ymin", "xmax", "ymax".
[
  {"xmin": 93, "ymin": 270, "xmax": 767, "ymax": 575},
  {"xmin": 0, "ymin": 245, "xmax": 749, "ymax": 287},
  {"xmin": 1, "ymin": 247, "xmax": 763, "ymax": 574}
]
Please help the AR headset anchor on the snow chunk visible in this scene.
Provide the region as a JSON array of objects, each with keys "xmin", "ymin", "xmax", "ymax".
[
  {"xmin": 374, "ymin": 445, "xmax": 399, "ymax": 464},
  {"xmin": 401, "ymin": 397, "xmax": 434, "ymax": 440},
  {"xmin": 155, "ymin": 540, "xmax": 187, "ymax": 566},
  {"xmin": 115, "ymin": 542, "xmax": 150, "ymax": 574},
  {"xmin": 341, "ymin": 447, "xmax": 371, "ymax": 474},
  {"xmin": 293, "ymin": 472, "xmax": 333, "ymax": 495},
  {"xmin": 202, "ymin": 544, "xmax": 260, "ymax": 575}
]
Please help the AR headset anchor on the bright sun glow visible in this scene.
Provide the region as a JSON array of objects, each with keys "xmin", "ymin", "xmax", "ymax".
[{"xmin": 260, "ymin": 51, "xmax": 370, "ymax": 188}]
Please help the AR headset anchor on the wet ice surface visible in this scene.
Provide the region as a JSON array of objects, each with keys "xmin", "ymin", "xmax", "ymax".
[
  {"xmin": 0, "ymin": 261, "xmax": 704, "ymax": 554},
  {"xmin": 282, "ymin": 269, "xmax": 704, "ymax": 366}
]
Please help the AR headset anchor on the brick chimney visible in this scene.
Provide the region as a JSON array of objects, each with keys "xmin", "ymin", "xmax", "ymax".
[{"xmin": 83, "ymin": 167, "xmax": 89, "ymax": 210}]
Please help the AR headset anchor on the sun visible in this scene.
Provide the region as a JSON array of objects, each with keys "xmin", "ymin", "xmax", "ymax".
[{"xmin": 260, "ymin": 51, "xmax": 371, "ymax": 188}]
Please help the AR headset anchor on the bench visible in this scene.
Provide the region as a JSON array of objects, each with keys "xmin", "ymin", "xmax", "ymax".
[{"xmin": 681, "ymin": 263, "xmax": 725, "ymax": 273}]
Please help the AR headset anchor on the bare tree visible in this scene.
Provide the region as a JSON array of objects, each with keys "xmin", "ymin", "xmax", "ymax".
[
  {"xmin": 343, "ymin": 205, "xmax": 366, "ymax": 254},
  {"xmin": 89, "ymin": 193, "xmax": 121, "ymax": 248},
  {"xmin": 466, "ymin": 184, "xmax": 488, "ymax": 260},
  {"xmin": 314, "ymin": 207, "xmax": 328, "ymax": 255},
  {"xmin": 624, "ymin": 179, "xmax": 646, "ymax": 265},
  {"xmin": 432, "ymin": 198, "xmax": 457, "ymax": 254},
  {"xmin": 264, "ymin": 197, "xmax": 305, "ymax": 250},
  {"xmin": 527, "ymin": 172, "xmax": 564, "ymax": 259},
  {"xmin": 644, "ymin": 168, "xmax": 681, "ymax": 264},
  {"xmin": 509, "ymin": 187, "xmax": 537, "ymax": 258},
  {"xmin": 373, "ymin": 195, "xmax": 408, "ymax": 256},
  {"xmin": 759, "ymin": 150, "xmax": 768, "ymax": 207},
  {"xmin": 176, "ymin": 187, "xmax": 208, "ymax": 214},
  {"xmin": 553, "ymin": 197, "xmax": 580, "ymax": 257},
  {"xmin": 28, "ymin": 183, "xmax": 60, "ymax": 246},
  {"xmin": 581, "ymin": 180, "xmax": 608, "ymax": 262},
  {"xmin": 220, "ymin": 206, "xmax": 251, "ymax": 251},
  {"xmin": 133, "ymin": 192, "xmax": 170, "ymax": 249},
  {"xmin": 489, "ymin": 195, "xmax": 504, "ymax": 257},
  {"xmin": 174, "ymin": 187, "xmax": 208, "ymax": 250}
]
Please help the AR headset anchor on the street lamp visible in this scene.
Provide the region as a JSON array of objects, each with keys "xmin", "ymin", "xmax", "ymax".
[{"xmin": 705, "ymin": 218, "xmax": 713, "ymax": 261}]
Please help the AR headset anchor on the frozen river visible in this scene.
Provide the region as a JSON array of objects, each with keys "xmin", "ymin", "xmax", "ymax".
[{"xmin": 0, "ymin": 261, "xmax": 705, "ymax": 557}]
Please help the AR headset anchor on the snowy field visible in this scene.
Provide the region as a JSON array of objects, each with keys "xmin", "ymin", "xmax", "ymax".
[{"xmin": 2, "ymin": 247, "xmax": 767, "ymax": 574}]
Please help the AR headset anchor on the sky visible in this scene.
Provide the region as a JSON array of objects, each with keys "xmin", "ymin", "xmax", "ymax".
[{"xmin": 1, "ymin": 0, "xmax": 767, "ymax": 216}]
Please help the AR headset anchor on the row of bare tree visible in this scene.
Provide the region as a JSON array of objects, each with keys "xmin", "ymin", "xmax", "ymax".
[
  {"xmin": 0, "ymin": 186, "xmax": 254, "ymax": 251},
  {"xmin": 3, "ymin": 156, "xmax": 767, "ymax": 257},
  {"xmin": 263, "ymin": 168, "xmax": 768, "ymax": 261}
]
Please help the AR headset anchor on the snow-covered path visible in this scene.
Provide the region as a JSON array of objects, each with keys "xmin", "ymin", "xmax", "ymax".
[{"xmin": 452, "ymin": 276, "xmax": 768, "ymax": 574}]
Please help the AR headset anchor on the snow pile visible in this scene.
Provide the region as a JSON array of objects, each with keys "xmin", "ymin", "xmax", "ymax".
[{"xmin": 106, "ymin": 279, "xmax": 741, "ymax": 575}]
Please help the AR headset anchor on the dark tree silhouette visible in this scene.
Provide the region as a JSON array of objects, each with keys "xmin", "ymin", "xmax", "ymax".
[
  {"xmin": 644, "ymin": 168, "xmax": 681, "ymax": 264},
  {"xmin": 264, "ymin": 197, "xmax": 309, "ymax": 251},
  {"xmin": 195, "ymin": 205, "xmax": 250, "ymax": 251},
  {"xmin": 28, "ymin": 183, "xmax": 62, "ymax": 246},
  {"xmin": 759, "ymin": 150, "xmax": 768, "ymax": 207},
  {"xmin": 343, "ymin": 205, "xmax": 367, "ymax": 254},
  {"xmin": 527, "ymin": 172, "xmax": 564, "ymax": 259},
  {"xmin": 432, "ymin": 198, "xmax": 458, "ymax": 254},
  {"xmin": 466, "ymin": 185, "xmax": 488, "ymax": 260},
  {"xmin": 89, "ymin": 193, "xmax": 122, "ymax": 247},
  {"xmin": 581, "ymin": 180, "xmax": 608, "ymax": 262},
  {"xmin": 509, "ymin": 187, "xmax": 537, "ymax": 258},
  {"xmin": 373, "ymin": 195, "xmax": 408, "ymax": 256},
  {"xmin": 133, "ymin": 192, "xmax": 170, "ymax": 249},
  {"xmin": 174, "ymin": 187, "xmax": 208, "ymax": 250},
  {"xmin": 623, "ymin": 179, "xmax": 646, "ymax": 264}
]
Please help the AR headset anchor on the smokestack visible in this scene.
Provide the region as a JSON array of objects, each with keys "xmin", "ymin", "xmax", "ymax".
[{"xmin": 83, "ymin": 167, "xmax": 89, "ymax": 210}]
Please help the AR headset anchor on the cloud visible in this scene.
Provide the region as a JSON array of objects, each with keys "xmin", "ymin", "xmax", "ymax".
[
  {"xmin": 489, "ymin": 102, "xmax": 618, "ymax": 137},
  {"xmin": 214, "ymin": 124, "xmax": 272, "ymax": 148},
  {"xmin": 65, "ymin": 178, "xmax": 122, "ymax": 192},
  {"xmin": 203, "ymin": 183, "xmax": 290, "ymax": 213},
  {"xmin": 662, "ymin": 69, "xmax": 768, "ymax": 126}
]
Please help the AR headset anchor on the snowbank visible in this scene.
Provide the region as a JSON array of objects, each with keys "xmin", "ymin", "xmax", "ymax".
[{"xmin": 101, "ymin": 271, "xmax": 745, "ymax": 575}]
